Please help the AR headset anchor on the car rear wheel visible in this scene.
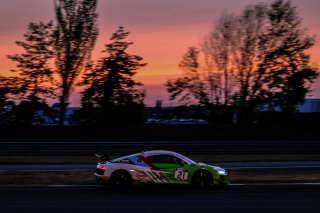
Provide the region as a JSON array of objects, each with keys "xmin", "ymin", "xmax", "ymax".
[
  {"xmin": 192, "ymin": 170, "xmax": 213, "ymax": 188},
  {"xmin": 108, "ymin": 170, "xmax": 133, "ymax": 188}
]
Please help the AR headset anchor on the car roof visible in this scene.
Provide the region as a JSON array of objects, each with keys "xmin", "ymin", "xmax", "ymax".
[
  {"xmin": 142, "ymin": 150, "xmax": 179, "ymax": 156},
  {"xmin": 111, "ymin": 150, "xmax": 178, "ymax": 162},
  {"xmin": 142, "ymin": 150, "xmax": 197, "ymax": 165}
]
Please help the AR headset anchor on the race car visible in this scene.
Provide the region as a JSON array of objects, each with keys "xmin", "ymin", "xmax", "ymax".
[{"xmin": 95, "ymin": 150, "xmax": 228, "ymax": 188}]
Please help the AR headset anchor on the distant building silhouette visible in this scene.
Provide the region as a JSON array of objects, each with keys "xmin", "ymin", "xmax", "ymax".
[
  {"xmin": 155, "ymin": 100, "xmax": 162, "ymax": 109},
  {"xmin": 51, "ymin": 102, "xmax": 80, "ymax": 125},
  {"xmin": 297, "ymin": 99, "xmax": 320, "ymax": 112},
  {"xmin": 259, "ymin": 99, "xmax": 320, "ymax": 113}
]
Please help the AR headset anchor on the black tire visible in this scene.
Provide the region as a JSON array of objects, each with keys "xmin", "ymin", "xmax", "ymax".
[
  {"xmin": 191, "ymin": 170, "xmax": 213, "ymax": 188},
  {"xmin": 108, "ymin": 170, "xmax": 133, "ymax": 188}
]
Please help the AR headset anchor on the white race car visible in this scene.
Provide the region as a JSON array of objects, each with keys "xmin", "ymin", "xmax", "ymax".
[{"xmin": 95, "ymin": 150, "xmax": 228, "ymax": 188}]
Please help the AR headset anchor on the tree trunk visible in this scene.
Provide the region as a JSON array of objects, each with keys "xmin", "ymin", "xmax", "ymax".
[{"xmin": 59, "ymin": 95, "xmax": 66, "ymax": 126}]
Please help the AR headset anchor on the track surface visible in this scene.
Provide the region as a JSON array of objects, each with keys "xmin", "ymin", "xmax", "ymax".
[{"xmin": 1, "ymin": 185, "xmax": 319, "ymax": 212}]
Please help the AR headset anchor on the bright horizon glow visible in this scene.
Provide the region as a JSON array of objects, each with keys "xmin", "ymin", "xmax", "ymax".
[{"xmin": 0, "ymin": 0, "xmax": 319, "ymax": 107}]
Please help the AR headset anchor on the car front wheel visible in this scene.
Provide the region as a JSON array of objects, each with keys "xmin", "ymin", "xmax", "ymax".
[{"xmin": 192, "ymin": 170, "xmax": 213, "ymax": 188}]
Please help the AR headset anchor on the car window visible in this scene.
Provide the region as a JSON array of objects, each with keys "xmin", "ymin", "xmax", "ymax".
[{"xmin": 147, "ymin": 155, "xmax": 181, "ymax": 164}]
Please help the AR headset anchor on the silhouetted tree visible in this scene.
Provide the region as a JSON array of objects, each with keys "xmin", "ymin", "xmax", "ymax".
[
  {"xmin": 80, "ymin": 27, "xmax": 146, "ymax": 125},
  {"xmin": 8, "ymin": 21, "xmax": 56, "ymax": 105},
  {"xmin": 10, "ymin": 100, "xmax": 55, "ymax": 126},
  {"xmin": 231, "ymin": 3, "xmax": 269, "ymax": 123},
  {"xmin": 166, "ymin": 47, "xmax": 208, "ymax": 106},
  {"xmin": 0, "ymin": 76, "xmax": 15, "ymax": 112},
  {"xmin": 0, "ymin": 76, "xmax": 9, "ymax": 112},
  {"xmin": 54, "ymin": 0, "xmax": 98, "ymax": 126},
  {"xmin": 256, "ymin": 0, "xmax": 318, "ymax": 113},
  {"xmin": 0, "ymin": 76, "xmax": 20, "ymax": 124},
  {"xmin": 166, "ymin": 0, "xmax": 318, "ymax": 124},
  {"xmin": 202, "ymin": 13, "xmax": 238, "ymax": 106}
]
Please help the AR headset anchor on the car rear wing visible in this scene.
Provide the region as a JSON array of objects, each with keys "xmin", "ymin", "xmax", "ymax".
[{"xmin": 94, "ymin": 154, "xmax": 109, "ymax": 162}]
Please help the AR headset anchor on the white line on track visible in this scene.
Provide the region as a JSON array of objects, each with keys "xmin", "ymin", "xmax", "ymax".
[
  {"xmin": 1, "ymin": 183, "xmax": 320, "ymax": 188},
  {"xmin": 44, "ymin": 183, "xmax": 320, "ymax": 187},
  {"xmin": 0, "ymin": 169, "xmax": 92, "ymax": 172},
  {"xmin": 48, "ymin": 185, "xmax": 97, "ymax": 188},
  {"xmin": 226, "ymin": 165, "xmax": 320, "ymax": 170},
  {"xmin": 229, "ymin": 183, "xmax": 320, "ymax": 186}
]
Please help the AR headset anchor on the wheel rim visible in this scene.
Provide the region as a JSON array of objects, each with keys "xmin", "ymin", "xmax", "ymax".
[
  {"xmin": 119, "ymin": 174, "xmax": 128, "ymax": 185},
  {"xmin": 111, "ymin": 172, "xmax": 132, "ymax": 186},
  {"xmin": 194, "ymin": 171, "xmax": 211, "ymax": 187}
]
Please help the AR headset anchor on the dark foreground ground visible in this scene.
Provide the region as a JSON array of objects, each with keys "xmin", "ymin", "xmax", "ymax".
[{"xmin": 0, "ymin": 184, "xmax": 319, "ymax": 213}]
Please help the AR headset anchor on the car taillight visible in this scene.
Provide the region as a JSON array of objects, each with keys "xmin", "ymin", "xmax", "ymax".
[{"xmin": 98, "ymin": 165, "xmax": 107, "ymax": 170}]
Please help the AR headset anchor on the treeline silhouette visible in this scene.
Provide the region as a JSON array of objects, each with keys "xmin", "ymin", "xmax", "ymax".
[
  {"xmin": 0, "ymin": 0, "xmax": 319, "ymax": 130},
  {"xmin": 166, "ymin": 0, "xmax": 318, "ymax": 124},
  {"xmin": 0, "ymin": 0, "xmax": 145, "ymax": 126}
]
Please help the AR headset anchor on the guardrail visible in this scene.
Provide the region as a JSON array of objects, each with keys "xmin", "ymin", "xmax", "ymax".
[{"xmin": 1, "ymin": 141, "xmax": 320, "ymax": 156}]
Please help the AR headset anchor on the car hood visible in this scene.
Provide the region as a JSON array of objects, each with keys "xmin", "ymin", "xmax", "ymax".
[{"xmin": 197, "ymin": 162, "xmax": 226, "ymax": 172}]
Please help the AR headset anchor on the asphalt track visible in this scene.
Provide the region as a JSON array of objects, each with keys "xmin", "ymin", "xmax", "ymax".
[
  {"xmin": 1, "ymin": 161, "xmax": 320, "ymax": 172},
  {"xmin": 0, "ymin": 184, "xmax": 319, "ymax": 212}
]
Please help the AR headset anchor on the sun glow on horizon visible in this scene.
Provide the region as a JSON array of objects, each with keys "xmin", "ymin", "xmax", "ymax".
[{"xmin": 1, "ymin": 0, "xmax": 320, "ymax": 107}]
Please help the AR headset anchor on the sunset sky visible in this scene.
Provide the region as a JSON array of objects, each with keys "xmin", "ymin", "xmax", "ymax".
[{"xmin": 0, "ymin": 0, "xmax": 319, "ymax": 107}]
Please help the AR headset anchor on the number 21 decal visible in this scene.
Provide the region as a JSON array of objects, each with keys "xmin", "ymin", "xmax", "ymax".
[{"xmin": 175, "ymin": 168, "xmax": 188, "ymax": 180}]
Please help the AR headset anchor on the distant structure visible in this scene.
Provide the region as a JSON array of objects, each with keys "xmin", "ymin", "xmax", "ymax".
[
  {"xmin": 3, "ymin": 101, "xmax": 15, "ymax": 113},
  {"xmin": 51, "ymin": 102, "xmax": 80, "ymax": 125},
  {"xmin": 297, "ymin": 99, "xmax": 320, "ymax": 112},
  {"xmin": 259, "ymin": 99, "xmax": 320, "ymax": 113},
  {"xmin": 155, "ymin": 100, "xmax": 162, "ymax": 109},
  {"xmin": 51, "ymin": 102, "xmax": 70, "ymax": 111},
  {"xmin": 145, "ymin": 104, "xmax": 208, "ymax": 125}
]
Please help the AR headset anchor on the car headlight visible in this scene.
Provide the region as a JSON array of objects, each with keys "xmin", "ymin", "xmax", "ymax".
[{"xmin": 218, "ymin": 169, "xmax": 227, "ymax": 175}]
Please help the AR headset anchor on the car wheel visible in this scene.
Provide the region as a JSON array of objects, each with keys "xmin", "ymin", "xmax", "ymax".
[
  {"xmin": 192, "ymin": 170, "xmax": 213, "ymax": 188},
  {"xmin": 109, "ymin": 170, "xmax": 133, "ymax": 188}
]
